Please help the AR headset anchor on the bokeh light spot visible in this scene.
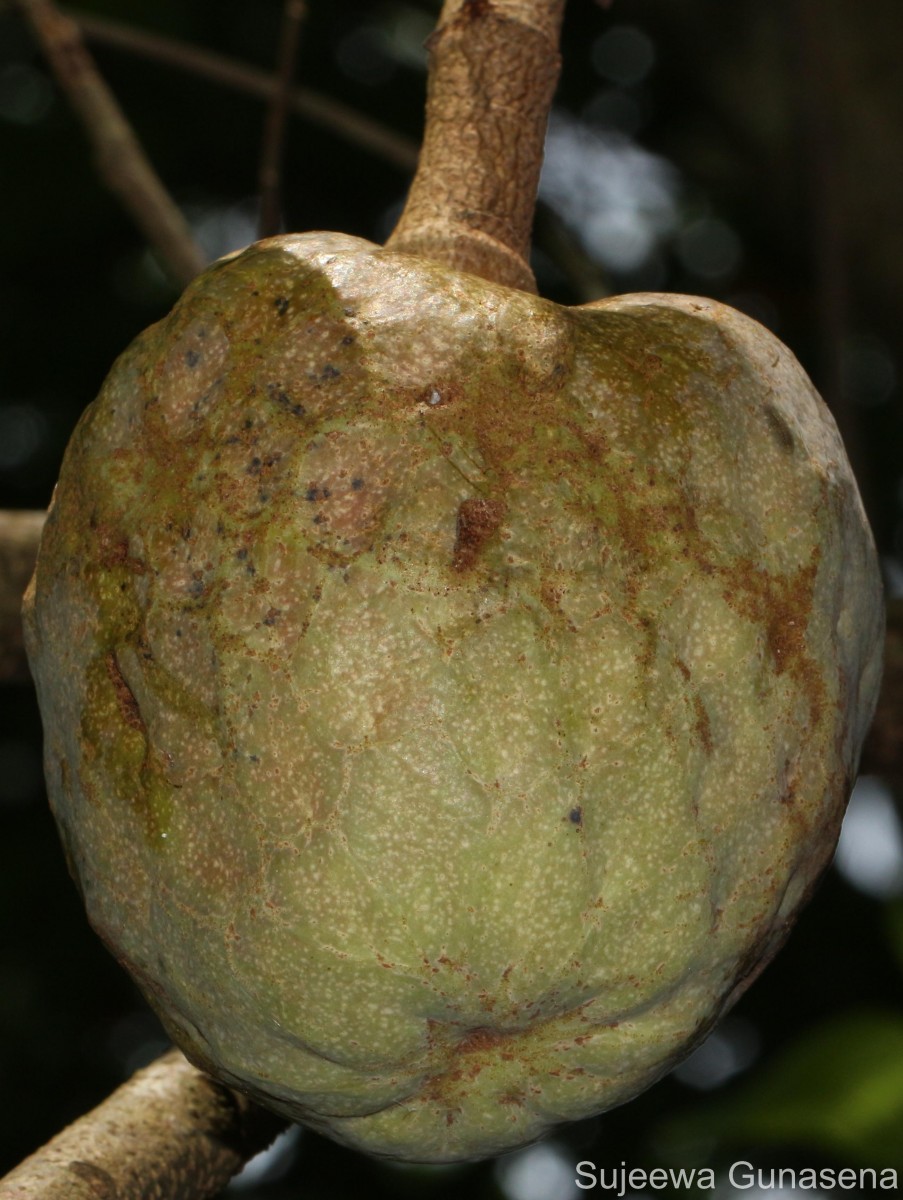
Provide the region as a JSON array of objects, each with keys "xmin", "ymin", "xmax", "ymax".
[
  {"xmin": 591, "ymin": 26, "xmax": 656, "ymax": 88},
  {"xmin": 841, "ymin": 334, "xmax": 896, "ymax": 407},
  {"xmin": 540, "ymin": 110, "xmax": 679, "ymax": 273},
  {"xmin": 675, "ymin": 216, "xmax": 742, "ymax": 281},
  {"xmin": 672, "ymin": 1017, "xmax": 761, "ymax": 1091},
  {"xmin": 227, "ymin": 1126, "xmax": 302, "ymax": 1192},
  {"xmin": 835, "ymin": 777, "xmax": 903, "ymax": 900},
  {"xmin": 0, "ymin": 403, "xmax": 48, "ymax": 471},
  {"xmin": 0, "ymin": 63, "xmax": 53, "ymax": 126},
  {"xmin": 496, "ymin": 1141, "xmax": 580, "ymax": 1200}
]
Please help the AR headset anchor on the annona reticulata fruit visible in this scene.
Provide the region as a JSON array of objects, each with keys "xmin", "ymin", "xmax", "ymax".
[{"xmin": 24, "ymin": 231, "xmax": 883, "ymax": 1162}]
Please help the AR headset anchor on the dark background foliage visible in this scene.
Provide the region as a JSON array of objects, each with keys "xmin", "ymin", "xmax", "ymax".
[{"xmin": 1, "ymin": 1, "xmax": 901, "ymax": 1196}]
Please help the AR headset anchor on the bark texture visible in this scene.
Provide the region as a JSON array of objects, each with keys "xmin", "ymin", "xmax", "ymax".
[
  {"xmin": 0, "ymin": 1050, "xmax": 288, "ymax": 1200},
  {"xmin": 386, "ymin": 0, "xmax": 567, "ymax": 292}
]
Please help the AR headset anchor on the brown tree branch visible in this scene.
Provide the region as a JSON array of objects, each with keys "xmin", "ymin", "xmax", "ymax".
[
  {"xmin": 0, "ymin": 510, "xmax": 46, "ymax": 684},
  {"xmin": 793, "ymin": 0, "xmax": 866, "ymax": 490},
  {"xmin": 0, "ymin": 1050, "xmax": 288, "ymax": 1200},
  {"xmin": 385, "ymin": 0, "xmax": 568, "ymax": 292},
  {"xmin": 258, "ymin": 0, "xmax": 307, "ymax": 239},
  {"xmin": 861, "ymin": 595, "xmax": 903, "ymax": 797},
  {"xmin": 69, "ymin": 8, "xmax": 419, "ymax": 173},
  {"xmin": 17, "ymin": 0, "xmax": 206, "ymax": 288}
]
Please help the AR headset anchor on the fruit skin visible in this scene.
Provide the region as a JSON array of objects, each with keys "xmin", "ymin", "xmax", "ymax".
[{"xmin": 24, "ymin": 231, "xmax": 883, "ymax": 1162}]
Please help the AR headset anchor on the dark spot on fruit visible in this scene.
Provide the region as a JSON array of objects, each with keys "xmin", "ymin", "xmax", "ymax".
[
  {"xmin": 185, "ymin": 349, "xmax": 201, "ymax": 367},
  {"xmin": 267, "ymin": 384, "xmax": 305, "ymax": 417},
  {"xmin": 274, "ymin": 296, "xmax": 289, "ymax": 316},
  {"xmin": 763, "ymin": 405, "xmax": 796, "ymax": 453},
  {"xmin": 247, "ymin": 457, "xmax": 262, "ymax": 475},
  {"xmin": 351, "ymin": 477, "xmax": 364, "ymax": 490},
  {"xmin": 236, "ymin": 548, "xmax": 248, "ymax": 560},
  {"xmin": 320, "ymin": 364, "xmax": 340, "ymax": 380},
  {"xmin": 263, "ymin": 608, "xmax": 281, "ymax": 626},
  {"xmin": 568, "ymin": 806, "xmax": 583, "ymax": 825},
  {"xmin": 341, "ymin": 335, "xmax": 355, "ymax": 345},
  {"xmin": 452, "ymin": 497, "xmax": 506, "ymax": 572}
]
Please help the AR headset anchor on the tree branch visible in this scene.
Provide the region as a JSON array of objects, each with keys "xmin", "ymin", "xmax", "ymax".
[
  {"xmin": 0, "ymin": 510, "xmax": 46, "ymax": 684},
  {"xmin": 16, "ymin": 0, "xmax": 206, "ymax": 288},
  {"xmin": 68, "ymin": 8, "xmax": 419, "ymax": 173},
  {"xmin": 793, "ymin": 0, "xmax": 865, "ymax": 486},
  {"xmin": 0, "ymin": 1049, "xmax": 288, "ymax": 1200},
  {"xmin": 257, "ymin": 0, "xmax": 307, "ymax": 239},
  {"xmin": 385, "ymin": 0, "xmax": 568, "ymax": 292}
]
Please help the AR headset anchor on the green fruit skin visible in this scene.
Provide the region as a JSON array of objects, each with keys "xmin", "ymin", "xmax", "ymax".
[{"xmin": 24, "ymin": 232, "xmax": 883, "ymax": 1162}]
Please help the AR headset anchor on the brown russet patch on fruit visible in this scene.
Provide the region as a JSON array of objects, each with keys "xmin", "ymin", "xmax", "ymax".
[
  {"xmin": 452, "ymin": 497, "xmax": 505, "ymax": 571},
  {"xmin": 624, "ymin": 352, "xmax": 664, "ymax": 381},
  {"xmin": 105, "ymin": 652, "xmax": 144, "ymax": 733},
  {"xmin": 692, "ymin": 694, "xmax": 713, "ymax": 755},
  {"xmin": 457, "ymin": 1025, "xmax": 511, "ymax": 1054},
  {"xmin": 96, "ymin": 526, "xmax": 145, "ymax": 574},
  {"xmin": 540, "ymin": 580, "xmax": 563, "ymax": 609},
  {"xmin": 722, "ymin": 550, "xmax": 825, "ymax": 724},
  {"xmin": 421, "ymin": 1024, "xmax": 521, "ymax": 1108}
]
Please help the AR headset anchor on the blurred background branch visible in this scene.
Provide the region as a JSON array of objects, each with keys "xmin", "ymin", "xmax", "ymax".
[
  {"xmin": 257, "ymin": 0, "xmax": 307, "ymax": 238},
  {"xmin": 0, "ymin": 510, "xmax": 43, "ymax": 684},
  {"xmin": 68, "ymin": 7, "xmax": 419, "ymax": 172},
  {"xmin": 16, "ymin": 0, "xmax": 205, "ymax": 286}
]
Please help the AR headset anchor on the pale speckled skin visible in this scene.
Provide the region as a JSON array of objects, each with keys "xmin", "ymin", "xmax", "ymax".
[{"xmin": 24, "ymin": 232, "xmax": 883, "ymax": 1162}]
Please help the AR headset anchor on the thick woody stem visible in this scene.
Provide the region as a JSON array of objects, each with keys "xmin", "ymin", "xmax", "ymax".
[
  {"xmin": 0, "ymin": 1050, "xmax": 288, "ymax": 1200},
  {"xmin": 385, "ymin": 0, "xmax": 567, "ymax": 293}
]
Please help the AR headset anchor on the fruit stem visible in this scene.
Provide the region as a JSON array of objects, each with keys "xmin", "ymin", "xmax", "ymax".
[{"xmin": 385, "ymin": 0, "xmax": 567, "ymax": 294}]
